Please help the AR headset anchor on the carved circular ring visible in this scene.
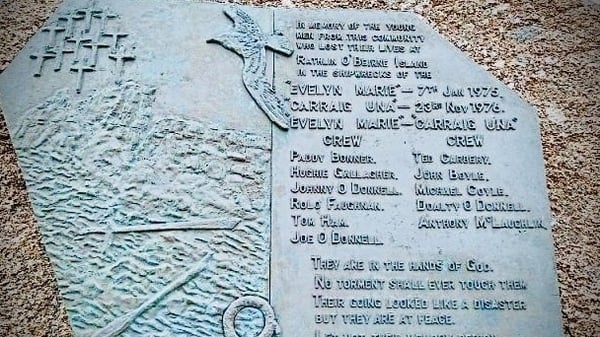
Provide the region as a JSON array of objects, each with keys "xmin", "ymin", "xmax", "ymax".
[{"xmin": 222, "ymin": 295, "xmax": 278, "ymax": 337}]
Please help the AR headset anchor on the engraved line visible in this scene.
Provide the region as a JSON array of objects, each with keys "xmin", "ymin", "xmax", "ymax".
[
  {"xmin": 268, "ymin": 8, "xmax": 276, "ymax": 304},
  {"xmin": 79, "ymin": 218, "xmax": 241, "ymax": 235},
  {"xmin": 92, "ymin": 252, "xmax": 214, "ymax": 337}
]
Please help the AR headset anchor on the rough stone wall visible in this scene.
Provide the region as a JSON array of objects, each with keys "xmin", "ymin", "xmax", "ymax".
[{"xmin": 0, "ymin": 0, "xmax": 598, "ymax": 336}]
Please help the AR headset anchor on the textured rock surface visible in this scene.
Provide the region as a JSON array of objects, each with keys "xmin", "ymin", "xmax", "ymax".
[
  {"xmin": 11, "ymin": 78, "xmax": 271, "ymax": 337},
  {"xmin": 0, "ymin": 0, "xmax": 598, "ymax": 336}
]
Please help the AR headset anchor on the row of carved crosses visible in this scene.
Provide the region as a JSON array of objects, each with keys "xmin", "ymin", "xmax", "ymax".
[{"xmin": 30, "ymin": 5, "xmax": 135, "ymax": 93}]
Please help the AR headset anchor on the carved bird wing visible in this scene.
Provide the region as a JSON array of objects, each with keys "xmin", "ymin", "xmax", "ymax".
[
  {"xmin": 242, "ymin": 51, "xmax": 289, "ymax": 130},
  {"xmin": 223, "ymin": 6, "xmax": 263, "ymax": 38},
  {"xmin": 211, "ymin": 5, "xmax": 292, "ymax": 129}
]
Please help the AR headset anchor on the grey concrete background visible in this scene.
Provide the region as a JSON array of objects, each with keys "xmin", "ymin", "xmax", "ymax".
[{"xmin": 0, "ymin": 0, "xmax": 598, "ymax": 336}]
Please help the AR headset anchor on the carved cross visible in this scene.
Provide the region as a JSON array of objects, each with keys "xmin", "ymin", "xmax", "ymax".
[
  {"xmin": 58, "ymin": 11, "xmax": 84, "ymax": 38},
  {"xmin": 66, "ymin": 31, "xmax": 92, "ymax": 62},
  {"xmin": 76, "ymin": 7, "xmax": 103, "ymax": 32},
  {"xmin": 93, "ymin": 10, "xmax": 118, "ymax": 33},
  {"xmin": 41, "ymin": 23, "xmax": 66, "ymax": 47},
  {"xmin": 108, "ymin": 46, "xmax": 135, "ymax": 77},
  {"xmin": 51, "ymin": 39, "xmax": 75, "ymax": 71},
  {"xmin": 30, "ymin": 50, "xmax": 57, "ymax": 77},
  {"xmin": 82, "ymin": 38, "xmax": 110, "ymax": 67},
  {"xmin": 70, "ymin": 59, "xmax": 95, "ymax": 93},
  {"xmin": 102, "ymin": 30, "xmax": 128, "ymax": 51}
]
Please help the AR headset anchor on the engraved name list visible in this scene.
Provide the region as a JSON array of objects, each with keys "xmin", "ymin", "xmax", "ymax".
[{"xmin": 271, "ymin": 9, "xmax": 560, "ymax": 337}]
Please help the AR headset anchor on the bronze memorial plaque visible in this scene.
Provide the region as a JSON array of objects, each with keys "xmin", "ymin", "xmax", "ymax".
[{"xmin": 0, "ymin": 1, "xmax": 562, "ymax": 336}]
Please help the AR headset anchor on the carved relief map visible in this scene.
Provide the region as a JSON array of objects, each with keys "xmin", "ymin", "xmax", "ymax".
[{"xmin": 0, "ymin": 1, "xmax": 562, "ymax": 337}]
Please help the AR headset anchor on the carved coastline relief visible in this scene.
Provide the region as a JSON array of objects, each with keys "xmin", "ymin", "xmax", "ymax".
[
  {"xmin": 30, "ymin": 4, "xmax": 135, "ymax": 92},
  {"xmin": 14, "ymin": 80, "xmax": 273, "ymax": 336},
  {"xmin": 208, "ymin": 6, "xmax": 293, "ymax": 130},
  {"xmin": 1, "ymin": 2, "xmax": 565, "ymax": 337},
  {"xmin": 9, "ymin": 4, "xmax": 294, "ymax": 337}
]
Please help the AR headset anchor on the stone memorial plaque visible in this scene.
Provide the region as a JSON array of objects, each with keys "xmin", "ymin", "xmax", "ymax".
[{"xmin": 0, "ymin": 1, "xmax": 562, "ymax": 336}]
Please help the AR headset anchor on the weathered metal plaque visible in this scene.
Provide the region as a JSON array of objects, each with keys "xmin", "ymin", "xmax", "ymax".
[{"xmin": 0, "ymin": 1, "xmax": 562, "ymax": 336}]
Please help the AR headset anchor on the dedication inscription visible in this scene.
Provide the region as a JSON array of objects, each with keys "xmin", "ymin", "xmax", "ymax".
[
  {"xmin": 0, "ymin": 1, "xmax": 562, "ymax": 337},
  {"xmin": 270, "ymin": 8, "xmax": 561, "ymax": 337}
]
